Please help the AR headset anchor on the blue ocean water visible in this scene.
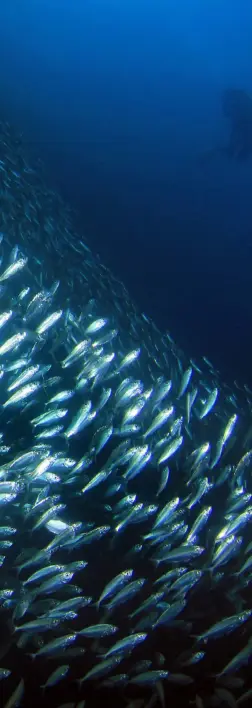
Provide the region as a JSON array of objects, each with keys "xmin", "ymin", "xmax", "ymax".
[
  {"xmin": 0, "ymin": 0, "xmax": 251, "ymax": 385},
  {"xmin": 0, "ymin": 5, "xmax": 252, "ymax": 706}
]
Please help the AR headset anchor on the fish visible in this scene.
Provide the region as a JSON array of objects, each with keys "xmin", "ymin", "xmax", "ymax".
[
  {"xmin": 36, "ymin": 310, "xmax": 63, "ymax": 335},
  {"xmin": 3, "ymin": 678, "xmax": 24, "ymax": 708},
  {"xmin": 154, "ymin": 567, "xmax": 187, "ymax": 586},
  {"xmin": 106, "ymin": 579, "xmax": 146, "ymax": 611},
  {"xmin": 143, "ymin": 406, "xmax": 174, "ymax": 439},
  {"xmin": 0, "ymin": 256, "xmax": 28, "ymax": 282},
  {"xmin": 78, "ymin": 624, "xmax": 118, "ymax": 638},
  {"xmin": 154, "ymin": 599, "xmax": 187, "ymax": 627},
  {"xmin": 100, "ymin": 673, "xmax": 128, "ymax": 687},
  {"xmin": 31, "ymin": 408, "xmax": 68, "ymax": 427},
  {"xmin": 14, "ymin": 617, "xmax": 61, "ymax": 633},
  {"xmin": 152, "ymin": 543, "xmax": 204, "ymax": 564},
  {"xmin": 129, "ymin": 670, "xmax": 169, "ymax": 685},
  {"xmin": 89, "ymin": 425, "xmax": 114, "ymax": 455},
  {"xmin": 30, "ymin": 570, "xmax": 74, "ymax": 596},
  {"xmin": 104, "ymin": 632, "xmax": 147, "ymax": 657},
  {"xmin": 156, "ymin": 465, "xmax": 170, "ymax": 496},
  {"xmin": 0, "ymin": 310, "xmax": 13, "ymax": 330},
  {"xmin": 157, "ymin": 435, "xmax": 183, "ymax": 465},
  {"xmin": 80, "ymin": 470, "xmax": 109, "ymax": 495},
  {"xmin": 198, "ymin": 387, "xmax": 219, "ymax": 419},
  {"xmin": 41, "ymin": 665, "xmax": 69, "ymax": 690},
  {"xmin": 211, "ymin": 534, "xmax": 243, "ymax": 568},
  {"xmin": 97, "ymin": 569, "xmax": 134, "ymax": 608},
  {"xmin": 78, "ymin": 656, "xmax": 123, "ymax": 684},
  {"xmin": 45, "ymin": 596, "xmax": 92, "ymax": 616},
  {"xmin": 196, "ymin": 611, "xmax": 252, "ymax": 643},
  {"xmin": 0, "ymin": 118, "xmax": 250, "ymax": 708},
  {"xmin": 130, "ymin": 592, "xmax": 164, "ymax": 619},
  {"xmin": 23, "ymin": 564, "xmax": 65, "ymax": 585},
  {"xmin": 177, "ymin": 367, "xmax": 193, "ymax": 398},
  {"xmin": 0, "ymin": 332, "xmax": 28, "ymax": 357},
  {"xmin": 3, "ymin": 381, "xmax": 41, "ymax": 408},
  {"xmin": 30, "ymin": 634, "xmax": 77, "ymax": 658},
  {"xmin": 176, "ymin": 650, "xmax": 205, "ymax": 667},
  {"xmin": 186, "ymin": 506, "xmax": 212, "ymax": 543},
  {"xmin": 85, "ymin": 318, "xmax": 107, "ymax": 335},
  {"xmin": 217, "ymin": 640, "xmax": 252, "ymax": 676},
  {"xmin": 64, "ymin": 401, "xmax": 93, "ymax": 438},
  {"xmin": 168, "ymin": 569, "xmax": 202, "ymax": 594},
  {"xmin": 153, "ymin": 497, "xmax": 180, "ymax": 528},
  {"xmin": 61, "ymin": 341, "xmax": 91, "ymax": 368}
]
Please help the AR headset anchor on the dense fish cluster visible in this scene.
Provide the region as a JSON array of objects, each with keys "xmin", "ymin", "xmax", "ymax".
[{"xmin": 0, "ymin": 122, "xmax": 251, "ymax": 708}]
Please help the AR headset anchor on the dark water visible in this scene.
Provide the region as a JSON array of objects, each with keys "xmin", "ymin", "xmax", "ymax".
[{"xmin": 0, "ymin": 0, "xmax": 251, "ymax": 386}]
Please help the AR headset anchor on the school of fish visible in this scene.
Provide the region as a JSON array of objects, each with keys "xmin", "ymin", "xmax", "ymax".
[{"xmin": 0, "ymin": 121, "xmax": 250, "ymax": 708}]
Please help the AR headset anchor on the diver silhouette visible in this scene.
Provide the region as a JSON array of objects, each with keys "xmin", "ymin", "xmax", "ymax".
[{"xmin": 201, "ymin": 88, "xmax": 252, "ymax": 163}]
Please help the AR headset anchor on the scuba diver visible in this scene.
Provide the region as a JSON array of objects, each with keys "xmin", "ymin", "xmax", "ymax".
[{"xmin": 201, "ymin": 88, "xmax": 252, "ymax": 163}]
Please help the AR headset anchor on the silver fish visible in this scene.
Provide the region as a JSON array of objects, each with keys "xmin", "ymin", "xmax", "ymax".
[
  {"xmin": 36, "ymin": 310, "xmax": 63, "ymax": 335},
  {"xmin": 3, "ymin": 381, "xmax": 41, "ymax": 408},
  {"xmin": 78, "ymin": 656, "xmax": 123, "ymax": 684},
  {"xmin": 41, "ymin": 665, "xmax": 69, "ymax": 690},
  {"xmin": 153, "ymin": 497, "xmax": 180, "ymax": 528},
  {"xmin": 177, "ymin": 367, "xmax": 193, "ymax": 398},
  {"xmin": 78, "ymin": 624, "xmax": 118, "ymax": 638},
  {"xmin": 97, "ymin": 569, "xmax": 134, "ymax": 607},
  {"xmin": 143, "ymin": 406, "xmax": 174, "ymax": 439},
  {"xmin": 104, "ymin": 632, "xmax": 147, "ymax": 657},
  {"xmin": 129, "ymin": 670, "xmax": 169, "ymax": 685},
  {"xmin": 0, "ymin": 256, "xmax": 27, "ymax": 282},
  {"xmin": 158, "ymin": 436, "xmax": 183, "ymax": 465},
  {"xmin": 64, "ymin": 401, "xmax": 93, "ymax": 438},
  {"xmin": 197, "ymin": 610, "xmax": 252, "ymax": 642},
  {"xmin": 0, "ymin": 332, "xmax": 27, "ymax": 356},
  {"xmin": 31, "ymin": 634, "xmax": 77, "ymax": 658},
  {"xmin": 199, "ymin": 387, "xmax": 218, "ymax": 419}
]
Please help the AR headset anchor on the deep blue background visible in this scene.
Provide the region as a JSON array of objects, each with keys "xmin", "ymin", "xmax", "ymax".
[{"xmin": 0, "ymin": 0, "xmax": 251, "ymax": 385}]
